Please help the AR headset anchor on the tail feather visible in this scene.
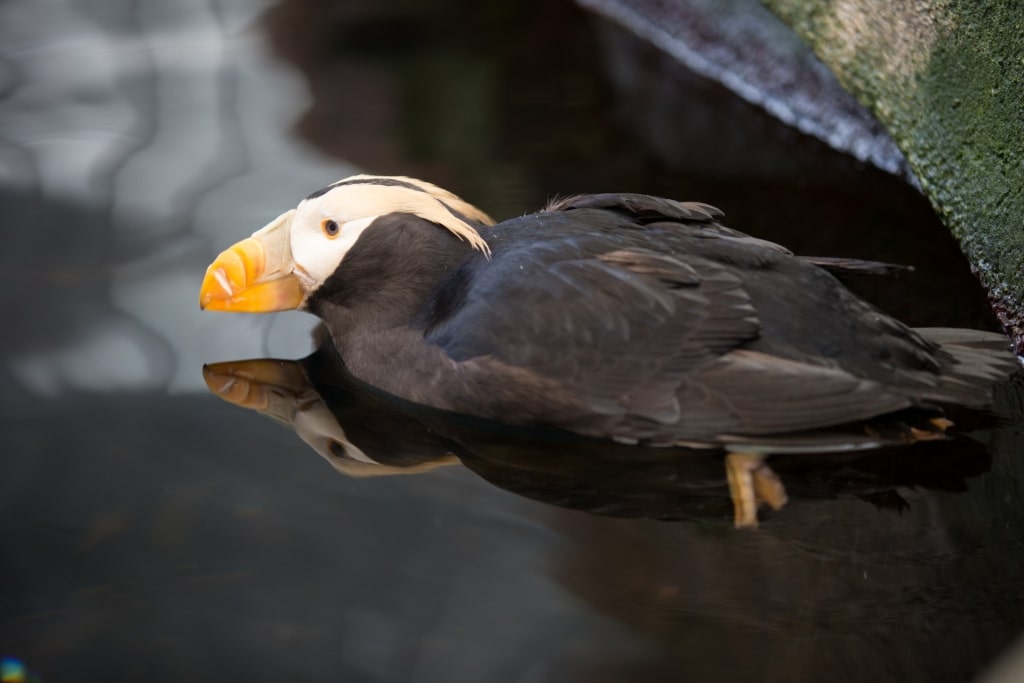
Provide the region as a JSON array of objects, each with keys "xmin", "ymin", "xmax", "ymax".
[{"xmin": 913, "ymin": 327, "xmax": 1019, "ymax": 407}]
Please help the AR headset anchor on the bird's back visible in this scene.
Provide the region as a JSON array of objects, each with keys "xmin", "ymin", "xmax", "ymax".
[{"xmin": 420, "ymin": 195, "xmax": 1015, "ymax": 443}]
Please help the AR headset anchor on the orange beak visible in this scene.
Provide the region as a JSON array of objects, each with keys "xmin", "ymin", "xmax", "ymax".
[
  {"xmin": 199, "ymin": 210, "xmax": 306, "ymax": 312},
  {"xmin": 202, "ymin": 358, "xmax": 311, "ymax": 420}
]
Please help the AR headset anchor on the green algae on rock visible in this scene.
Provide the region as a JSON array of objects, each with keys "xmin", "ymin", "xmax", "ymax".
[{"xmin": 761, "ymin": 1, "xmax": 1024, "ymax": 351}]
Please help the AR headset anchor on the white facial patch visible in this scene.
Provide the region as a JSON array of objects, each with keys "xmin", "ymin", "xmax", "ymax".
[
  {"xmin": 293, "ymin": 400, "xmax": 381, "ymax": 466},
  {"xmin": 289, "ymin": 208, "xmax": 378, "ymax": 286},
  {"xmin": 284, "ymin": 178, "xmax": 492, "ymax": 293}
]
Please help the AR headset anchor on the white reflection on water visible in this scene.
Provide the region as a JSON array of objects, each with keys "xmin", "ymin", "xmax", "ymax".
[
  {"xmin": 12, "ymin": 318, "xmax": 157, "ymax": 395},
  {"xmin": 0, "ymin": 0, "xmax": 354, "ymax": 395}
]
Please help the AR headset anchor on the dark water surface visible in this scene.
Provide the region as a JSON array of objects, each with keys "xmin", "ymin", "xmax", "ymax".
[{"xmin": 2, "ymin": 1, "xmax": 1023, "ymax": 681}]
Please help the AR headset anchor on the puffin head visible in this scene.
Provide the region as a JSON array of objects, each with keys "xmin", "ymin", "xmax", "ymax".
[{"xmin": 199, "ymin": 175, "xmax": 494, "ymax": 312}]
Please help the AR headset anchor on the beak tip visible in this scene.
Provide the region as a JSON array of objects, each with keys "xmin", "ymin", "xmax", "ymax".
[
  {"xmin": 198, "ymin": 292, "xmax": 219, "ymax": 311},
  {"xmin": 199, "ymin": 266, "xmax": 234, "ymax": 312},
  {"xmin": 202, "ymin": 366, "xmax": 239, "ymax": 398}
]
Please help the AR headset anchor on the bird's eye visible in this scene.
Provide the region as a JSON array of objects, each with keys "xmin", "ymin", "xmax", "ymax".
[
  {"xmin": 322, "ymin": 219, "xmax": 340, "ymax": 238},
  {"xmin": 328, "ymin": 440, "xmax": 349, "ymax": 460}
]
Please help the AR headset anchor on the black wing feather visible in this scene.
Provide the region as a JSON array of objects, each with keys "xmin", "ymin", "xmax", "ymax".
[
  {"xmin": 431, "ymin": 244, "xmax": 758, "ymax": 427},
  {"xmin": 414, "ymin": 194, "xmax": 1001, "ymax": 443}
]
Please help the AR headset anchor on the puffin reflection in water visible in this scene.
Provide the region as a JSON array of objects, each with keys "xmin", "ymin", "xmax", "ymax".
[
  {"xmin": 202, "ymin": 341, "xmax": 995, "ymax": 526},
  {"xmin": 199, "ymin": 175, "xmax": 1016, "ymax": 527}
]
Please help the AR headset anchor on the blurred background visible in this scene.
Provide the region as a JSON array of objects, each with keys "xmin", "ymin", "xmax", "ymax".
[{"xmin": 2, "ymin": 0, "xmax": 1023, "ymax": 681}]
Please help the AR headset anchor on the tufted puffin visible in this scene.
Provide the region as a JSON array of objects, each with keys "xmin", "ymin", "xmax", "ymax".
[{"xmin": 199, "ymin": 175, "xmax": 1017, "ymax": 524}]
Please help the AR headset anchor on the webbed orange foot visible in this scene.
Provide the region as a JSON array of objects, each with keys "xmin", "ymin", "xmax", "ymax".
[{"xmin": 725, "ymin": 452, "xmax": 788, "ymax": 529}]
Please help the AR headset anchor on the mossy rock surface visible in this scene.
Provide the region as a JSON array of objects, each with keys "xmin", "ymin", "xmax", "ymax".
[{"xmin": 761, "ymin": 1, "xmax": 1024, "ymax": 349}]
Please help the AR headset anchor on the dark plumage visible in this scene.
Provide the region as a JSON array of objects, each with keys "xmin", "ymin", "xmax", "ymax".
[
  {"xmin": 201, "ymin": 177, "xmax": 1018, "ymax": 450},
  {"xmin": 306, "ymin": 196, "xmax": 1013, "ymax": 446}
]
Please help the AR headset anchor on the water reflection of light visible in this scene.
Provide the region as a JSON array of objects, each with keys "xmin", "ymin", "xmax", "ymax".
[{"xmin": 0, "ymin": 0, "xmax": 355, "ymax": 396}]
